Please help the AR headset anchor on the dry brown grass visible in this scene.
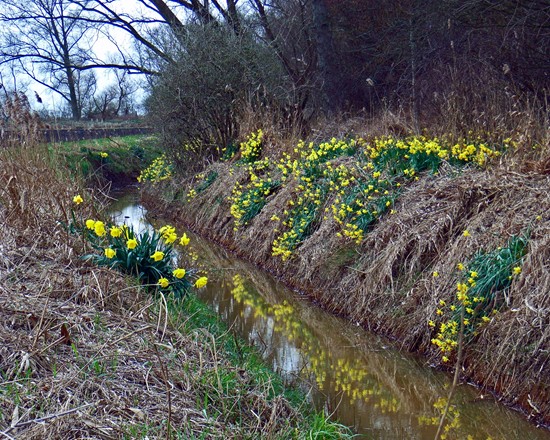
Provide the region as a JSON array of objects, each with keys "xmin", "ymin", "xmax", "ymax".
[{"xmin": 0, "ymin": 139, "xmax": 310, "ymax": 438}]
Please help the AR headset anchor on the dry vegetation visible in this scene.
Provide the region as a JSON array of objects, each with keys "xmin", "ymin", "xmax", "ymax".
[{"xmin": 0, "ymin": 124, "xmax": 340, "ymax": 439}]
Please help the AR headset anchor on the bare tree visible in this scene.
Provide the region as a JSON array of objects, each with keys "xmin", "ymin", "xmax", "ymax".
[
  {"xmin": 88, "ymin": 71, "xmax": 138, "ymax": 120},
  {"xmin": 0, "ymin": 0, "xmax": 104, "ymax": 119}
]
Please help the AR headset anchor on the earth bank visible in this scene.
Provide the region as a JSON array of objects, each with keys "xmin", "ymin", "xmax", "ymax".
[{"xmin": 141, "ymin": 149, "xmax": 550, "ymax": 427}]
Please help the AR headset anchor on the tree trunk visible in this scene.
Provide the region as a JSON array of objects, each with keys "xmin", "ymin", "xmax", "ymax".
[
  {"xmin": 64, "ymin": 63, "xmax": 81, "ymax": 120},
  {"xmin": 312, "ymin": 0, "xmax": 341, "ymax": 113}
]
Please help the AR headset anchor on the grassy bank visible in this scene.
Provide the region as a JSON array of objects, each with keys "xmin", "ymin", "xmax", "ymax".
[
  {"xmin": 141, "ymin": 129, "xmax": 550, "ymax": 427},
  {"xmin": 0, "ymin": 142, "xmax": 353, "ymax": 438},
  {"xmin": 52, "ymin": 134, "xmax": 162, "ymax": 183}
]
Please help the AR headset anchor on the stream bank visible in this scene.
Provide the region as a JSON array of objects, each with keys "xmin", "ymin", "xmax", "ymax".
[
  {"xmin": 114, "ymin": 188, "xmax": 550, "ymax": 439},
  {"xmin": 140, "ymin": 155, "xmax": 550, "ymax": 429}
]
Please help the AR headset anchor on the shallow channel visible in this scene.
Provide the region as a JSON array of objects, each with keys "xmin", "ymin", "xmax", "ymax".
[{"xmin": 109, "ymin": 188, "xmax": 550, "ymax": 440}]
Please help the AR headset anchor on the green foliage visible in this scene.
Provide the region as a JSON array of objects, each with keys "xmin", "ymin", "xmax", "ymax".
[
  {"xmin": 54, "ymin": 135, "xmax": 162, "ymax": 181},
  {"xmin": 221, "ymin": 142, "xmax": 239, "ymax": 161},
  {"xmin": 230, "ymin": 175, "xmax": 280, "ymax": 230},
  {"xmin": 299, "ymin": 413, "xmax": 355, "ymax": 439},
  {"xmin": 463, "ymin": 235, "xmax": 528, "ymax": 311},
  {"xmin": 431, "ymin": 234, "xmax": 528, "ymax": 362},
  {"xmin": 195, "ymin": 170, "xmax": 218, "ymax": 192}
]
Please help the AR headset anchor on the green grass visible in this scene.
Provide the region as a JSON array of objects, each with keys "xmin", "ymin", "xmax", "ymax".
[
  {"xmin": 49, "ymin": 134, "xmax": 162, "ymax": 181},
  {"xmin": 164, "ymin": 294, "xmax": 355, "ymax": 439}
]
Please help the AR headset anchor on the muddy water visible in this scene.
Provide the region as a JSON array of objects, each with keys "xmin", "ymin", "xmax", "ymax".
[{"xmin": 109, "ymin": 190, "xmax": 550, "ymax": 440}]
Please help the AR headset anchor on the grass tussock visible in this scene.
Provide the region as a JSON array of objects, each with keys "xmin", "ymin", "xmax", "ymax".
[
  {"xmin": 0, "ymin": 141, "xmax": 353, "ymax": 438},
  {"xmin": 144, "ymin": 121, "xmax": 550, "ymax": 425}
]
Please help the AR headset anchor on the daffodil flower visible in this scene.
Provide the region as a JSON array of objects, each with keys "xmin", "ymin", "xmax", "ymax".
[
  {"xmin": 127, "ymin": 238, "xmax": 138, "ymax": 249},
  {"xmin": 158, "ymin": 277, "xmax": 169, "ymax": 288},
  {"xmin": 173, "ymin": 268, "xmax": 186, "ymax": 279},
  {"xmin": 73, "ymin": 194, "xmax": 83, "ymax": 204},
  {"xmin": 194, "ymin": 276, "xmax": 208, "ymax": 288},
  {"xmin": 94, "ymin": 221, "xmax": 106, "ymax": 237},
  {"xmin": 150, "ymin": 251, "xmax": 164, "ymax": 261},
  {"xmin": 110, "ymin": 227, "xmax": 122, "ymax": 238},
  {"xmin": 104, "ymin": 248, "xmax": 116, "ymax": 259},
  {"xmin": 180, "ymin": 233, "xmax": 190, "ymax": 246},
  {"xmin": 164, "ymin": 232, "xmax": 177, "ymax": 244},
  {"xmin": 85, "ymin": 219, "xmax": 95, "ymax": 230}
]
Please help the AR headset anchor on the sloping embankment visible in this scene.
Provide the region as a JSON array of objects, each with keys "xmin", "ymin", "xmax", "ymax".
[{"xmin": 143, "ymin": 154, "xmax": 550, "ymax": 426}]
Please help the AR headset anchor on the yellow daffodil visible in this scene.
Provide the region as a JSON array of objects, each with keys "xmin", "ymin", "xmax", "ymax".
[
  {"xmin": 100, "ymin": 152, "xmax": 108, "ymax": 158},
  {"xmin": 73, "ymin": 194, "xmax": 83, "ymax": 204},
  {"xmin": 110, "ymin": 226, "xmax": 122, "ymax": 238},
  {"xmin": 150, "ymin": 251, "xmax": 164, "ymax": 261},
  {"xmin": 104, "ymin": 248, "xmax": 116, "ymax": 259},
  {"xmin": 180, "ymin": 233, "xmax": 190, "ymax": 246},
  {"xmin": 127, "ymin": 238, "xmax": 138, "ymax": 249},
  {"xmin": 512, "ymin": 266, "xmax": 522, "ymax": 275},
  {"xmin": 85, "ymin": 219, "xmax": 95, "ymax": 230},
  {"xmin": 194, "ymin": 276, "xmax": 208, "ymax": 288},
  {"xmin": 457, "ymin": 263, "xmax": 465, "ymax": 271},
  {"xmin": 432, "ymin": 271, "xmax": 439, "ymax": 277},
  {"xmin": 462, "ymin": 230, "xmax": 470, "ymax": 237},
  {"xmin": 164, "ymin": 232, "xmax": 177, "ymax": 244},
  {"xmin": 158, "ymin": 277, "xmax": 169, "ymax": 288},
  {"xmin": 94, "ymin": 221, "xmax": 106, "ymax": 237},
  {"xmin": 173, "ymin": 268, "xmax": 186, "ymax": 279}
]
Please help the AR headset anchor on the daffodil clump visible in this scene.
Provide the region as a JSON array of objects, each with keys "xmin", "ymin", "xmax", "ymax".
[
  {"xmin": 228, "ymin": 135, "xmax": 279, "ymax": 230},
  {"xmin": 137, "ymin": 153, "xmax": 173, "ymax": 183},
  {"xmin": 239, "ymin": 129, "xmax": 264, "ymax": 163},
  {"xmin": 367, "ymin": 135, "xmax": 502, "ymax": 172},
  {"xmin": 222, "ymin": 132, "xmax": 504, "ymax": 260},
  {"xmin": 195, "ymin": 170, "xmax": 218, "ymax": 192},
  {"xmin": 229, "ymin": 172, "xmax": 280, "ymax": 230},
  {"xmin": 325, "ymin": 163, "xmax": 398, "ymax": 243},
  {"xmin": 270, "ymin": 138, "xmax": 359, "ymax": 259},
  {"xmin": 271, "ymin": 175, "xmax": 329, "ymax": 261},
  {"xmin": 325, "ymin": 135, "xmax": 502, "ymax": 244},
  {"xmin": 69, "ymin": 196, "xmax": 207, "ymax": 298},
  {"xmin": 430, "ymin": 234, "xmax": 528, "ymax": 362},
  {"xmin": 80, "ymin": 220, "xmax": 206, "ymax": 298}
]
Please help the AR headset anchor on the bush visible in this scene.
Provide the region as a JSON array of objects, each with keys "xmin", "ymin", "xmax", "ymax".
[{"xmin": 146, "ymin": 24, "xmax": 287, "ymax": 174}]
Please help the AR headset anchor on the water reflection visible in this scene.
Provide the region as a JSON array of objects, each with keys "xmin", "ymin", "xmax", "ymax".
[{"xmin": 109, "ymin": 190, "xmax": 550, "ymax": 440}]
